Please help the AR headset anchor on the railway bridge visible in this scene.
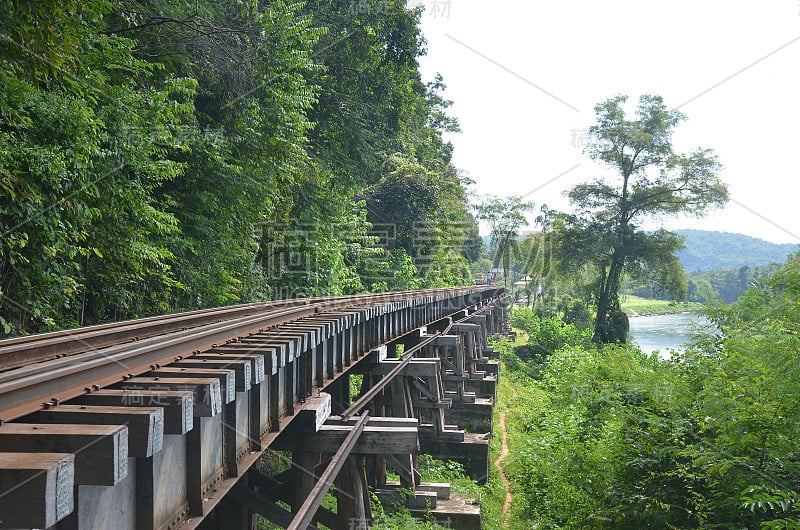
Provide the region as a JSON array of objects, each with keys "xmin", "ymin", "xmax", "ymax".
[{"xmin": 0, "ymin": 286, "xmax": 510, "ymax": 530}]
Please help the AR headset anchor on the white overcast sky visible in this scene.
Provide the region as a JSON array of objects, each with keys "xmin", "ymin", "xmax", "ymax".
[{"xmin": 415, "ymin": 1, "xmax": 800, "ymax": 244}]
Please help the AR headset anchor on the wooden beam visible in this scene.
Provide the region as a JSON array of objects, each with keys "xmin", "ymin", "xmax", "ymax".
[
  {"xmin": 207, "ymin": 346, "xmax": 279, "ymax": 376},
  {"xmin": 384, "ymin": 453, "xmax": 413, "ymax": 487},
  {"xmin": 173, "ymin": 359, "xmax": 252, "ymax": 392},
  {"xmin": 148, "ymin": 367, "xmax": 236, "ymax": 404},
  {"xmin": 295, "ymin": 393, "xmax": 332, "ymax": 433},
  {"xmin": 341, "ymin": 328, "xmax": 449, "ymax": 419},
  {"xmin": 191, "ymin": 353, "xmax": 266, "ymax": 384},
  {"xmin": 274, "ymin": 425, "xmax": 418, "ymax": 455},
  {"xmin": 240, "ymin": 335, "xmax": 300, "ymax": 360},
  {"xmin": 334, "ymin": 455, "xmax": 369, "ymax": 529},
  {"xmin": 228, "ymin": 481, "xmax": 315, "ymax": 529},
  {"xmin": 275, "ymin": 324, "xmax": 323, "ymax": 347},
  {"xmin": 30, "ymin": 404, "xmax": 164, "ymax": 458},
  {"xmin": 0, "ymin": 452, "xmax": 74, "ymax": 528},
  {"xmin": 288, "ymin": 413, "xmax": 369, "ymax": 530},
  {"xmin": 0, "ymin": 423, "xmax": 126, "ymax": 485},
  {"xmin": 68, "ymin": 389, "xmax": 193, "ymax": 435},
  {"xmin": 116, "ymin": 376, "xmax": 222, "ymax": 417},
  {"xmin": 430, "ymin": 335, "xmax": 461, "ymax": 347},
  {"xmin": 451, "ymin": 323, "xmax": 481, "ymax": 333},
  {"xmin": 410, "ymin": 378, "xmax": 441, "ymax": 404},
  {"xmin": 325, "ymin": 416, "xmax": 419, "ymax": 429}
]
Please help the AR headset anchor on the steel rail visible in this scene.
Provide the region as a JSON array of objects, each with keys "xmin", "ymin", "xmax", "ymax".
[
  {"xmin": 0, "ymin": 288, "xmax": 479, "ymax": 371},
  {"xmin": 0, "ymin": 300, "xmax": 309, "ymax": 371},
  {"xmin": 0, "ymin": 287, "xmax": 497, "ymax": 421},
  {"xmin": 287, "ymin": 412, "xmax": 370, "ymax": 530},
  {"xmin": 0, "ymin": 306, "xmax": 312, "ymax": 421}
]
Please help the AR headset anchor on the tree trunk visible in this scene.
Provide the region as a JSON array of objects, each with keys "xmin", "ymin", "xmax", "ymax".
[{"xmin": 593, "ymin": 253, "xmax": 628, "ymax": 344}]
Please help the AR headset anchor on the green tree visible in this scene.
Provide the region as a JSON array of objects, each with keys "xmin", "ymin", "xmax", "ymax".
[
  {"xmin": 514, "ymin": 205, "xmax": 557, "ymax": 306},
  {"xmin": 476, "ymin": 196, "xmax": 534, "ymax": 289},
  {"xmin": 689, "ymin": 253, "xmax": 800, "ymax": 526},
  {"xmin": 0, "ymin": 0, "xmax": 193, "ymax": 333},
  {"xmin": 558, "ymin": 94, "xmax": 728, "ymax": 343},
  {"xmin": 361, "ymin": 156, "xmax": 476, "ymax": 287},
  {"xmin": 0, "ymin": 0, "xmax": 479, "ymax": 336},
  {"xmin": 110, "ymin": 0, "xmax": 324, "ymax": 307}
]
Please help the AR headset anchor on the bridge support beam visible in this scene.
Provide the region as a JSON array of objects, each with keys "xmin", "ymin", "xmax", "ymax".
[{"xmin": 0, "ymin": 288, "xmax": 508, "ymax": 530}]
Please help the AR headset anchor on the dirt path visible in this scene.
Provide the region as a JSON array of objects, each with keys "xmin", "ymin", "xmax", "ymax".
[
  {"xmin": 494, "ymin": 385, "xmax": 517, "ymax": 529},
  {"xmin": 494, "ymin": 410, "xmax": 513, "ymax": 528}
]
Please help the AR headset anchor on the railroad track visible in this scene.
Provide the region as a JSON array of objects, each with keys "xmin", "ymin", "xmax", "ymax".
[
  {"xmin": 0, "ymin": 288, "xmax": 493, "ymax": 421},
  {"xmin": 0, "ymin": 286, "xmax": 508, "ymax": 530},
  {"xmin": 0, "ymin": 289, "xmax": 472, "ymax": 373}
]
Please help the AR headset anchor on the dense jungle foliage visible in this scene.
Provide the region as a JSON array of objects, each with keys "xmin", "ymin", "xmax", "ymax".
[
  {"xmin": 0, "ymin": 0, "xmax": 479, "ymax": 336},
  {"xmin": 498, "ymin": 252, "xmax": 800, "ymax": 529},
  {"xmin": 6, "ymin": 2, "xmax": 800, "ymax": 529}
]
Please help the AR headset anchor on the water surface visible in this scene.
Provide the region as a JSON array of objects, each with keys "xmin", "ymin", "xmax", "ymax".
[{"xmin": 628, "ymin": 312, "xmax": 712, "ymax": 357}]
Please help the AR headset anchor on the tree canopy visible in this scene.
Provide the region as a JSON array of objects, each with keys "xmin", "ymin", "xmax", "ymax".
[
  {"xmin": 553, "ymin": 94, "xmax": 728, "ymax": 343},
  {"xmin": 0, "ymin": 0, "xmax": 479, "ymax": 336},
  {"xmin": 476, "ymin": 195, "xmax": 534, "ymax": 288}
]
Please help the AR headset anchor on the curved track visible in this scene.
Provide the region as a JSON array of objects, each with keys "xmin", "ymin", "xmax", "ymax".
[{"xmin": 0, "ymin": 287, "xmax": 502, "ymax": 421}]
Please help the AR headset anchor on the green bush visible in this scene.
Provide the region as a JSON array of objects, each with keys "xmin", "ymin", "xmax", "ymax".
[
  {"xmin": 509, "ymin": 307, "xmax": 592, "ymax": 364},
  {"xmin": 513, "ymin": 343, "xmax": 700, "ymax": 528}
]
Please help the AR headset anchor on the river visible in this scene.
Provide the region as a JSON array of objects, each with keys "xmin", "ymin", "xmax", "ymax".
[{"xmin": 628, "ymin": 312, "xmax": 712, "ymax": 357}]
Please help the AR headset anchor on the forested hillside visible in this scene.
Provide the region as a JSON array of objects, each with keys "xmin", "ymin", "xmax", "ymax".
[
  {"xmin": 0, "ymin": 0, "xmax": 479, "ymax": 336},
  {"xmin": 676, "ymin": 229, "xmax": 798, "ymax": 271}
]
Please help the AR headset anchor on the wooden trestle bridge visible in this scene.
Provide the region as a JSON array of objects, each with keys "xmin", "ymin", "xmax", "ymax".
[{"xmin": 0, "ymin": 286, "xmax": 510, "ymax": 530}]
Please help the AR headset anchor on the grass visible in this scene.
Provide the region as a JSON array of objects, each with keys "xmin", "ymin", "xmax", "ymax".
[
  {"xmin": 621, "ymin": 294, "xmax": 704, "ymax": 316},
  {"xmin": 488, "ymin": 333, "xmax": 542, "ymax": 530}
]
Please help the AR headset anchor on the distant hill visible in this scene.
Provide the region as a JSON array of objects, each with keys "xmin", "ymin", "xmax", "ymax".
[
  {"xmin": 675, "ymin": 229, "xmax": 799, "ymax": 272},
  {"xmin": 481, "ymin": 229, "xmax": 798, "ymax": 273}
]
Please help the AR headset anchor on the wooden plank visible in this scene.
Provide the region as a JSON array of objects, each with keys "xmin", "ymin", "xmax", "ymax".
[
  {"xmin": 362, "ymin": 359, "xmax": 441, "ymax": 377},
  {"xmin": 191, "ymin": 353, "xmax": 266, "ymax": 384},
  {"xmin": 0, "ymin": 452, "xmax": 74, "ymax": 528},
  {"xmin": 30, "ymin": 404, "xmax": 164, "ymax": 458},
  {"xmin": 430, "ymin": 334, "xmax": 461, "ymax": 347},
  {"xmin": 295, "ymin": 393, "xmax": 332, "ymax": 433},
  {"xmin": 173, "ymin": 359, "xmax": 252, "ymax": 392},
  {"xmin": 148, "ymin": 367, "xmax": 235, "ymax": 404},
  {"xmin": 325, "ymin": 416, "xmax": 419, "ymax": 429},
  {"xmin": 274, "ymin": 426, "xmax": 418, "ymax": 455},
  {"xmin": 239, "ymin": 335, "xmax": 299, "ymax": 361},
  {"xmin": 0, "ymin": 423, "xmax": 126, "ymax": 486},
  {"xmin": 206, "ymin": 346, "xmax": 278, "ymax": 376},
  {"xmin": 116, "ymin": 377, "xmax": 222, "ymax": 417},
  {"xmin": 274, "ymin": 324, "xmax": 322, "ymax": 348},
  {"xmin": 451, "ymin": 323, "xmax": 481, "ymax": 333},
  {"xmin": 69, "ymin": 389, "xmax": 193, "ymax": 435}
]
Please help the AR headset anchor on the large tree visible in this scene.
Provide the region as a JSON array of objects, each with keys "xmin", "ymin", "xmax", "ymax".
[
  {"xmin": 558, "ymin": 95, "xmax": 728, "ymax": 343},
  {"xmin": 477, "ymin": 196, "xmax": 534, "ymax": 288}
]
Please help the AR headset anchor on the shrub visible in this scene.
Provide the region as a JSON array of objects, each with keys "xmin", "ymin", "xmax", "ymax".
[{"xmin": 509, "ymin": 307, "xmax": 593, "ymax": 364}]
